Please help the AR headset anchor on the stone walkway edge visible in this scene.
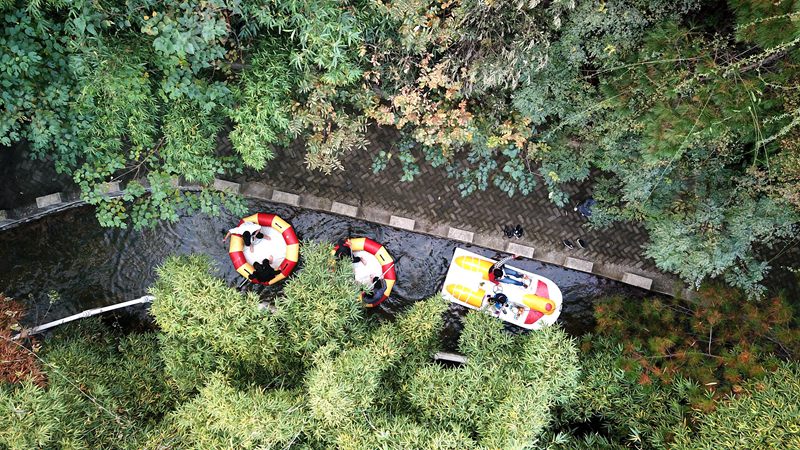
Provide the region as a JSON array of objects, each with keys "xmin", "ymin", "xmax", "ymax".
[{"xmin": 0, "ymin": 178, "xmax": 692, "ymax": 298}]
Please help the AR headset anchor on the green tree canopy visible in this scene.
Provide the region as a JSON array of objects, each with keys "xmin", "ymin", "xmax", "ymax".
[
  {"xmin": 1, "ymin": 243, "xmax": 583, "ymax": 448},
  {"xmin": 3, "ymin": 0, "xmax": 799, "ymax": 298}
]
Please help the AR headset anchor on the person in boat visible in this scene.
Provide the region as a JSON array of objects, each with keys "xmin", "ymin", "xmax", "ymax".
[
  {"xmin": 362, "ymin": 276, "xmax": 387, "ymax": 305},
  {"xmin": 249, "ymin": 257, "xmax": 278, "ymax": 283},
  {"xmin": 223, "ymin": 222, "xmax": 269, "ymax": 252},
  {"xmin": 488, "ymin": 254, "xmax": 529, "ymax": 288},
  {"xmin": 490, "ymin": 292, "xmax": 509, "ymax": 315},
  {"xmin": 334, "ymin": 238, "xmax": 366, "ymax": 265}
]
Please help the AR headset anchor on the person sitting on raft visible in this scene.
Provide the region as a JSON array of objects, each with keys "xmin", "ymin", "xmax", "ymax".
[
  {"xmin": 334, "ymin": 238, "xmax": 366, "ymax": 265},
  {"xmin": 488, "ymin": 254, "xmax": 529, "ymax": 288},
  {"xmin": 249, "ymin": 257, "xmax": 278, "ymax": 283},
  {"xmin": 489, "ymin": 292, "xmax": 510, "ymax": 315},
  {"xmin": 223, "ymin": 222, "xmax": 270, "ymax": 252},
  {"xmin": 362, "ymin": 276, "xmax": 387, "ymax": 305}
]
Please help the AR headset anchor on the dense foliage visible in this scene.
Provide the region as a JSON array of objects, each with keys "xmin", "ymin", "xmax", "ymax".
[
  {"xmin": 549, "ymin": 340, "xmax": 800, "ymax": 449},
  {"xmin": 542, "ymin": 278, "xmax": 800, "ymax": 449},
  {"xmin": 2, "ymin": 245, "xmax": 798, "ymax": 448},
  {"xmin": 3, "ymin": 0, "xmax": 798, "ymax": 293},
  {"xmin": 4, "ymin": 243, "xmax": 580, "ymax": 448},
  {"xmin": 0, "ymin": 320, "xmax": 178, "ymax": 448},
  {"xmin": 592, "ymin": 283, "xmax": 798, "ymax": 404},
  {"xmin": 148, "ymin": 243, "xmax": 582, "ymax": 448},
  {"xmin": 0, "ymin": 0, "xmax": 249, "ymax": 229}
]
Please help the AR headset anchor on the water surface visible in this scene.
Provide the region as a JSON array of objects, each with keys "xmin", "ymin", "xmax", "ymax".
[{"xmin": 0, "ymin": 200, "xmax": 651, "ymax": 343}]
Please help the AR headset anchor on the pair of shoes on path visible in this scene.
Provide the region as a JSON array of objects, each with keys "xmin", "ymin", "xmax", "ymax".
[
  {"xmin": 502, "ymin": 224, "xmax": 524, "ymax": 239},
  {"xmin": 563, "ymin": 239, "xmax": 587, "ymax": 249}
]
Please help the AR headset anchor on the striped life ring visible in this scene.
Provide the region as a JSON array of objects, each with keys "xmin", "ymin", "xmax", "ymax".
[
  {"xmin": 334, "ymin": 237, "xmax": 396, "ymax": 307},
  {"xmin": 228, "ymin": 213, "xmax": 299, "ymax": 285}
]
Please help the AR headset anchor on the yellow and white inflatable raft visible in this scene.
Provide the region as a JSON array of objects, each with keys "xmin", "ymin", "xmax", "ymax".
[{"xmin": 441, "ymin": 248, "xmax": 562, "ymax": 330}]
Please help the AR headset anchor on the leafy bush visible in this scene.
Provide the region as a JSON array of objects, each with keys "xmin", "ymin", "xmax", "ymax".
[
  {"xmin": 592, "ymin": 284, "xmax": 799, "ymax": 403},
  {"xmin": 146, "ymin": 373, "xmax": 308, "ymax": 449},
  {"xmin": 673, "ymin": 362, "xmax": 800, "ymax": 449},
  {"xmin": 0, "ymin": 320, "xmax": 177, "ymax": 449},
  {"xmin": 150, "ymin": 254, "xmax": 281, "ymax": 389},
  {"xmin": 406, "ymin": 312, "xmax": 580, "ymax": 448},
  {"xmin": 556, "ymin": 336, "xmax": 800, "ymax": 450},
  {"xmin": 275, "ymin": 241, "xmax": 366, "ymax": 358}
]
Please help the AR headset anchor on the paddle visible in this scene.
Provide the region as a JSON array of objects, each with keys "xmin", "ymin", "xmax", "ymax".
[
  {"xmin": 364, "ymin": 253, "xmax": 404, "ymax": 293},
  {"xmin": 237, "ymin": 273, "xmax": 252, "ymax": 290},
  {"xmin": 237, "ymin": 264, "xmax": 258, "ymax": 290}
]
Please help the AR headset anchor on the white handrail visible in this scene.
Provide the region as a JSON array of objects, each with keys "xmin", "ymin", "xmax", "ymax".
[{"xmin": 12, "ymin": 295, "xmax": 155, "ymax": 340}]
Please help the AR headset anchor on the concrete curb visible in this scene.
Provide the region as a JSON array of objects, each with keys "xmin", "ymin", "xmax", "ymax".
[
  {"xmin": 389, "ymin": 215, "xmax": 415, "ymax": 231},
  {"xmin": 213, "ymin": 178, "xmax": 240, "ymax": 193},
  {"xmin": 99, "ymin": 182, "xmax": 122, "ymax": 195},
  {"xmin": 331, "ymin": 201, "xmax": 359, "ymax": 217},
  {"xmin": 36, "ymin": 192, "xmax": 63, "ymax": 208},
  {"xmin": 564, "ymin": 257, "xmax": 594, "ymax": 273}
]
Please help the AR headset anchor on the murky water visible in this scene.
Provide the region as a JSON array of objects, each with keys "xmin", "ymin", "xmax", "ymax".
[{"xmin": 0, "ymin": 200, "xmax": 651, "ymax": 346}]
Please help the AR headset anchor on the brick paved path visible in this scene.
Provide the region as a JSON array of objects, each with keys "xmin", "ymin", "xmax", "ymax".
[{"xmin": 236, "ymin": 126, "xmax": 672, "ymax": 285}]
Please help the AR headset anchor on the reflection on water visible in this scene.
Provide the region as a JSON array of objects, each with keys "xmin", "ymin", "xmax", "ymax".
[{"xmin": 0, "ymin": 200, "xmax": 651, "ymax": 344}]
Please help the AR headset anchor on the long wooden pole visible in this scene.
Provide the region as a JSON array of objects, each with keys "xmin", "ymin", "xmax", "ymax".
[{"xmin": 12, "ymin": 295, "xmax": 155, "ymax": 340}]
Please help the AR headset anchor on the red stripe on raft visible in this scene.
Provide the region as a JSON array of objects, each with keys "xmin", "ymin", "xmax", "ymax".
[
  {"xmin": 282, "ymin": 228, "xmax": 299, "ymax": 246},
  {"xmin": 536, "ymin": 280, "xmax": 549, "ymax": 299},
  {"xmin": 257, "ymin": 213, "xmax": 275, "ymax": 227},
  {"xmin": 362, "ymin": 238, "xmax": 382, "ymax": 254},
  {"xmin": 369, "ymin": 296, "xmax": 388, "ymax": 307},
  {"xmin": 525, "ymin": 310, "xmax": 544, "ymax": 324},
  {"xmin": 280, "ymin": 259, "xmax": 296, "ymax": 276},
  {"xmin": 230, "ymin": 251, "xmax": 247, "ymax": 268},
  {"xmin": 381, "ymin": 263, "xmax": 397, "ymax": 280}
]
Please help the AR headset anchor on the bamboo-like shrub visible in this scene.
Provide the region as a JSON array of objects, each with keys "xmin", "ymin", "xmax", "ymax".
[{"xmin": 150, "ymin": 254, "xmax": 281, "ymax": 391}]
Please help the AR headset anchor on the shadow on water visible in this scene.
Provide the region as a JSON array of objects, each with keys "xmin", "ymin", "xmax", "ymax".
[{"xmin": 0, "ymin": 199, "xmax": 653, "ymax": 343}]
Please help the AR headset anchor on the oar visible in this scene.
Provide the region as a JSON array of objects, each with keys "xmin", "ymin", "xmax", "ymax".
[
  {"xmin": 365, "ymin": 254, "xmax": 404, "ymax": 292},
  {"xmin": 237, "ymin": 268, "xmax": 253, "ymax": 290}
]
